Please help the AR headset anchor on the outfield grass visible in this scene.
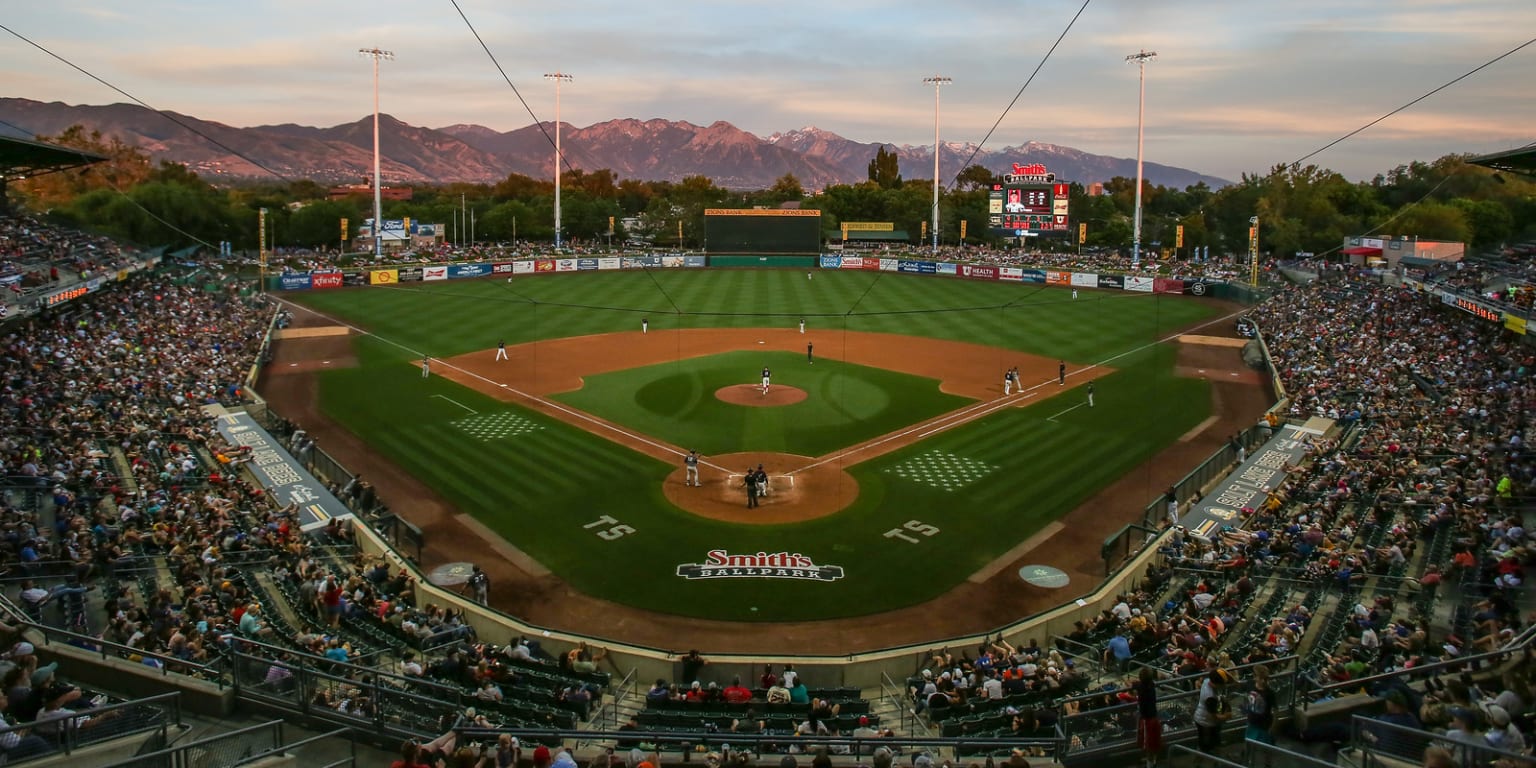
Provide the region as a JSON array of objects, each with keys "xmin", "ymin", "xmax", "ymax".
[
  {"xmin": 553, "ymin": 350, "xmax": 973, "ymax": 456},
  {"xmin": 292, "ymin": 270, "xmax": 1221, "ymax": 620}
]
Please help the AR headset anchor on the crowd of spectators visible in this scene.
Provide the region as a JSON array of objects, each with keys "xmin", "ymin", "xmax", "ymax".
[{"xmin": 0, "ymin": 213, "xmax": 140, "ymax": 303}]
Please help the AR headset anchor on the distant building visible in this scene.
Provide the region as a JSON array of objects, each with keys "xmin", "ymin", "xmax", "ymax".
[
  {"xmin": 329, "ymin": 182, "xmax": 413, "ymax": 201},
  {"xmin": 1340, "ymin": 235, "xmax": 1464, "ymax": 270},
  {"xmin": 1087, "ymin": 182, "xmax": 1107, "ymax": 196}
]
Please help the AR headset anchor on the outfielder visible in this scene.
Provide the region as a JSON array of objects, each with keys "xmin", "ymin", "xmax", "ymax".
[
  {"xmin": 422, "ymin": 356, "xmax": 431, "ymax": 379},
  {"xmin": 761, "ymin": 366, "xmax": 771, "ymax": 395},
  {"xmin": 684, "ymin": 450, "xmax": 700, "ymax": 487},
  {"xmin": 1088, "ymin": 381, "xmax": 1095, "ymax": 408},
  {"xmin": 799, "ymin": 318, "xmax": 805, "ymax": 334},
  {"xmin": 495, "ymin": 339, "xmax": 508, "ymax": 361}
]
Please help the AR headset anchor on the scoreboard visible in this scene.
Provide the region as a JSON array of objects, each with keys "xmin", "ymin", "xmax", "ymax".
[{"xmin": 989, "ymin": 163, "xmax": 1070, "ymax": 236}]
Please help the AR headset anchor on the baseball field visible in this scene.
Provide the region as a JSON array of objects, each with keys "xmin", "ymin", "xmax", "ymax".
[{"xmin": 277, "ymin": 268, "xmax": 1230, "ymax": 622}]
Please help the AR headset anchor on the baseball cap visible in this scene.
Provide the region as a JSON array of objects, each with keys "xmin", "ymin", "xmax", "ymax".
[
  {"xmin": 31, "ymin": 661, "xmax": 59, "ymax": 686},
  {"xmin": 859, "ymin": 715, "xmax": 870, "ymax": 725},
  {"xmin": 10, "ymin": 642, "xmax": 35, "ymax": 657},
  {"xmin": 534, "ymin": 745, "xmax": 552, "ymax": 763}
]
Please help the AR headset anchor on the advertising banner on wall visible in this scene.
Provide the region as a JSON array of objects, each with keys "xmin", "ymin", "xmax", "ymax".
[
  {"xmin": 662, "ymin": 256, "xmax": 686, "ymax": 268},
  {"xmin": 1020, "ymin": 269, "xmax": 1046, "ymax": 284},
  {"xmin": 819, "ymin": 255, "xmax": 842, "ymax": 269},
  {"xmin": 684, "ymin": 255, "xmax": 707, "ymax": 268},
  {"xmin": 492, "ymin": 262, "xmax": 516, "ymax": 274},
  {"xmin": 1183, "ymin": 280, "xmax": 1212, "ymax": 296},
  {"xmin": 960, "ymin": 265, "xmax": 998, "ymax": 280},
  {"xmin": 1154, "ymin": 277, "xmax": 1185, "ymax": 294},
  {"xmin": 897, "ymin": 260, "xmax": 936, "ymax": 274},
  {"xmin": 449, "ymin": 264, "xmax": 491, "ymax": 279},
  {"xmin": 341, "ymin": 271, "xmax": 367, "ymax": 287},
  {"xmin": 369, "ymin": 269, "xmax": 399, "ymax": 285},
  {"xmin": 1125, "ymin": 276, "xmax": 1154, "ymax": 293},
  {"xmin": 839, "ymin": 256, "xmax": 866, "ymax": 270},
  {"xmin": 577, "ymin": 258, "xmax": 600, "ymax": 271},
  {"xmin": 396, "ymin": 267, "xmax": 423, "ymax": 282},
  {"xmin": 556, "ymin": 259, "xmax": 578, "ymax": 272},
  {"xmin": 1505, "ymin": 313, "xmax": 1528, "ymax": 335},
  {"xmin": 279, "ymin": 273, "xmax": 312, "ymax": 291},
  {"xmin": 936, "ymin": 262, "xmax": 957, "ymax": 275},
  {"xmin": 512, "ymin": 261, "xmax": 535, "ymax": 274},
  {"xmin": 1046, "ymin": 270, "xmax": 1071, "ymax": 285},
  {"xmin": 534, "ymin": 260, "xmax": 555, "ymax": 273},
  {"xmin": 423, "ymin": 266, "xmax": 448, "ymax": 282},
  {"xmin": 212, "ymin": 411, "xmax": 353, "ymax": 532},
  {"xmin": 598, "ymin": 257, "xmax": 622, "ymax": 271},
  {"xmin": 879, "ymin": 258, "xmax": 899, "ymax": 272},
  {"xmin": 1096, "ymin": 274, "xmax": 1124, "ymax": 290},
  {"xmin": 1178, "ymin": 421, "xmax": 1330, "ymax": 541},
  {"xmin": 1070, "ymin": 272, "xmax": 1098, "ymax": 288},
  {"xmin": 998, "ymin": 267, "xmax": 1024, "ymax": 282}
]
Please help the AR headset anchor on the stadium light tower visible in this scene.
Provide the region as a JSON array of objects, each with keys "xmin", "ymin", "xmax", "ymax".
[
  {"xmin": 1125, "ymin": 50, "xmax": 1156, "ymax": 270},
  {"xmin": 545, "ymin": 72, "xmax": 574, "ymax": 250},
  {"xmin": 359, "ymin": 47, "xmax": 393, "ymax": 261},
  {"xmin": 923, "ymin": 76, "xmax": 951, "ymax": 255}
]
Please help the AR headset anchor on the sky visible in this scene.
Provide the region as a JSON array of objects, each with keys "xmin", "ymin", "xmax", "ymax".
[{"xmin": 3, "ymin": 0, "xmax": 1534, "ymax": 183}]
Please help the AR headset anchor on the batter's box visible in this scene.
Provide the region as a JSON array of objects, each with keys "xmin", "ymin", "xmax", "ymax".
[
  {"xmin": 884, "ymin": 450, "xmax": 997, "ymax": 493},
  {"xmin": 452, "ymin": 412, "xmax": 543, "ymax": 442}
]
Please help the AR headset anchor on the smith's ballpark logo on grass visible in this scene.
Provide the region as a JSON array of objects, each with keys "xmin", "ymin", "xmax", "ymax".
[{"xmin": 676, "ymin": 550, "xmax": 844, "ymax": 582}]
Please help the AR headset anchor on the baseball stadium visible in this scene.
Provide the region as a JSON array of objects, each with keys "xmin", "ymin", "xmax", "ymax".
[{"xmin": 2, "ymin": 48, "xmax": 1536, "ymax": 768}]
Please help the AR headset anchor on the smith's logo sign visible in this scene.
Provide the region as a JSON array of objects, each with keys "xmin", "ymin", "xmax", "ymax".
[{"xmin": 676, "ymin": 550, "xmax": 845, "ymax": 581}]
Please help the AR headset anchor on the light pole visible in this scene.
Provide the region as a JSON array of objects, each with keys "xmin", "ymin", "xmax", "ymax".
[
  {"xmin": 1125, "ymin": 50, "xmax": 1156, "ymax": 270},
  {"xmin": 545, "ymin": 72, "xmax": 573, "ymax": 250},
  {"xmin": 923, "ymin": 76, "xmax": 951, "ymax": 256},
  {"xmin": 359, "ymin": 47, "xmax": 393, "ymax": 261}
]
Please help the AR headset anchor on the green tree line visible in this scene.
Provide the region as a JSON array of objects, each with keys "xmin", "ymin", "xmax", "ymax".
[{"xmin": 12, "ymin": 124, "xmax": 1535, "ymax": 257}]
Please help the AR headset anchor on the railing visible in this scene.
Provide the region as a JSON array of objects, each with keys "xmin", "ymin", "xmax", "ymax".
[
  {"xmin": 0, "ymin": 691, "xmax": 182, "ymax": 764},
  {"xmin": 1137, "ymin": 423, "xmax": 1273, "ymax": 530},
  {"xmin": 107, "ymin": 721, "xmax": 357, "ymax": 768},
  {"xmin": 22, "ymin": 619, "xmax": 229, "ymax": 687},
  {"xmin": 1298, "ymin": 642, "xmax": 1517, "ymax": 706},
  {"xmin": 1057, "ymin": 657, "xmax": 1297, "ymax": 759},
  {"xmin": 880, "ymin": 671, "xmax": 931, "ymax": 737},
  {"xmin": 452, "ymin": 726, "xmax": 1063, "ymax": 762},
  {"xmin": 588, "ymin": 667, "xmax": 637, "ymax": 734}
]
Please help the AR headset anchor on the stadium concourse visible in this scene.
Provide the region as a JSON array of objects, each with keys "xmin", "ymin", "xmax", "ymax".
[{"xmin": 2, "ymin": 206, "xmax": 1535, "ymax": 767}]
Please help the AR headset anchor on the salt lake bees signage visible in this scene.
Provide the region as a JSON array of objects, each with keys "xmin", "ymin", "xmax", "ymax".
[{"xmin": 676, "ymin": 550, "xmax": 844, "ymax": 581}]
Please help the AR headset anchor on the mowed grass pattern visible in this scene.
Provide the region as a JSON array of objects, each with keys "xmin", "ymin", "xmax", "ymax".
[
  {"xmin": 554, "ymin": 350, "xmax": 972, "ymax": 456},
  {"xmin": 293, "ymin": 270, "xmax": 1222, "ymax": 620}
]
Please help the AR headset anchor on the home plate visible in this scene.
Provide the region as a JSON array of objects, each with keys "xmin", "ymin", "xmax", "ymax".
[{"xmin": 758, "ymin": 340, "xmax": 765, "ymax": 344}]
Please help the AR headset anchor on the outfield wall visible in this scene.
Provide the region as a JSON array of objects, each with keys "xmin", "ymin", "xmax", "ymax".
[{"xmin": 263, "ymin": 252, "xmax": 1230, "ymax": 300}]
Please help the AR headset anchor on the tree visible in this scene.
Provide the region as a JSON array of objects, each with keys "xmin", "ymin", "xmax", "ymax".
[
  {"xmin": 867, "ymin": 146, "xmax": 902, "ymax": 189},
  {"xmin": 766, "ymin": 174, "xmax": 804, "ymax": 204},
  {"xmin": 954, "ymin": 165, "xmax": 999, "ymax": 191},
  {"xmin": 15, "ymin": 125, "xmax": 152, "ymax": 208}
]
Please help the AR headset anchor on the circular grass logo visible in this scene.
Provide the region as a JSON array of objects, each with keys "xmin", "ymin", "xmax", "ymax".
[{"xmin": 676, "ymin": 550, "xmax": 845, "ymax": 582}]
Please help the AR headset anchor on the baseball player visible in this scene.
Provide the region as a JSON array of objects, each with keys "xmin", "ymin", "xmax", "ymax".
[
  {"xmin": 684, "ymin": 450, "xmax": 700, "ymax": 487},
  {"xmin": 1058, "ymin": 361, "xmax": 1066, "ymax": 386},
  {"xmin": 761, "ymin": 366, "xmax": 771, "ymax": 395},
  {"xmin": 422, "ymin": 356, "xmax": 431, "ymax": 379},
  {"xmin": 495, "ymin": 339, "xmax": 508, "ymax": 361},
  {"xmin": 1088, "ymin": 381, "xmax": 1095, "ymax": 408},
  {"xmin": 1004, "ymin": 368, "xmax": 1013, "ymax": 396},
  {"xmin": 807, "ymin": 342, "xmax": 814, "ymax": 363},
  {"xmin": 642, "ymin": 317, "xmax": 649, "ymax": 334},
  {"xmin": 1072, "ymin": 288, "xmax": 1079, "ymax": 300},
  {"xmin": 755, "ymin": 464, "xmax": 769, "ymax": 498},
  {"xmin": 799, "ymin": 318, "xmax": 805, "ymax": 334}
]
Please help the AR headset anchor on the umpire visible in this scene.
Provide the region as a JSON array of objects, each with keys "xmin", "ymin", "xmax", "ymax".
[{"xmin": 744, "ymin": 470, "xmax": 759, "ymax": 508}]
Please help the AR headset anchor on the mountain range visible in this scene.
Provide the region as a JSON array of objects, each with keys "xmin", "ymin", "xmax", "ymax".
[{"xmin": 0, "ymin": 97, "xmax": 1230, "ymax": 190}]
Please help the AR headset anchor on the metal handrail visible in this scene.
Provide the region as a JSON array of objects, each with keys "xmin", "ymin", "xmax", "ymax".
[{"xmin": 22, "ymin": 619, "xmax": 229, "ymax": 687}]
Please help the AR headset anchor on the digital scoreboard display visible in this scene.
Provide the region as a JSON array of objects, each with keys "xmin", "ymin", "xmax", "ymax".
[{"xmin": 989, "ymin": 163, "xmax": 1070, "ymax": 235}]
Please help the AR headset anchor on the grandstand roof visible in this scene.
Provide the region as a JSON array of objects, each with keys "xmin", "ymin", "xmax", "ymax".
[
  {"xmin": 1468, "ymin": 145, "xmax": 1536, "ymax": 178},
  {"xmin": 0, "ymin": 134, "xmax": 107, "ymax": 179}
]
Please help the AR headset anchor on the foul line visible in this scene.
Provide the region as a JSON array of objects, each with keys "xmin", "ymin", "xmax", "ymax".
[
  {"xmin": 1046, "ymin": 402, "xmax": 1087, "ymax": 422},
  {"xmin": 272, "ymin": 298, "xmax": 733, "ymax": 472},
  {"xmin": 432, "ymin": 394, "xmax": 480, "ymax": 415},
  {"xmin": 790, "ymin": 304, "xmax": 1253, "ymax": 475}
]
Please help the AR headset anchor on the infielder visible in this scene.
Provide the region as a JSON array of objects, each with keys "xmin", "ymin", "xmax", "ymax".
[
  {"xmin": 422, "ymin": 356, "xmax": 431, "ymax": 379},
  {"xmin": 1088, "ymin": 381, "xmax": 1095, "ymax": 407},
  {"xmin": 1058, "ymin": 361, "xmax": 1066, "ymax": 386},
  {"xmin": 799, "ymin": 318, "xmax": 805, "ymax": 334},
  {"xmin": 684, "ymin": 450, "xmax": 700, "ymax": 487},
  {"xmin": 1004, "ymin": 368, "xmax": 1013, "ymax": 395},
  {"xmin": 495, "ymin": 339, "xmax": 508, "ymax": 361},
  {"xmin": 642, "ymin": 317, "xmax": 649, "ymax": 334},
  {"xmin": 761, "ymin": 366, "xmax": 771, "ymax": 395}
]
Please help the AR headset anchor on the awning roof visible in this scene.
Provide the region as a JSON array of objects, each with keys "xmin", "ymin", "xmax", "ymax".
[{"xmin": 1342, "ymin": 246, "xmax": 1382, "ymax": 256}]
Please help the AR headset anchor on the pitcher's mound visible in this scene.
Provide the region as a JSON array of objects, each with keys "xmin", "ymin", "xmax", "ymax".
[{"xmin": 715, "ymin": 384, "xmax": 807, "ymax": 407}]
